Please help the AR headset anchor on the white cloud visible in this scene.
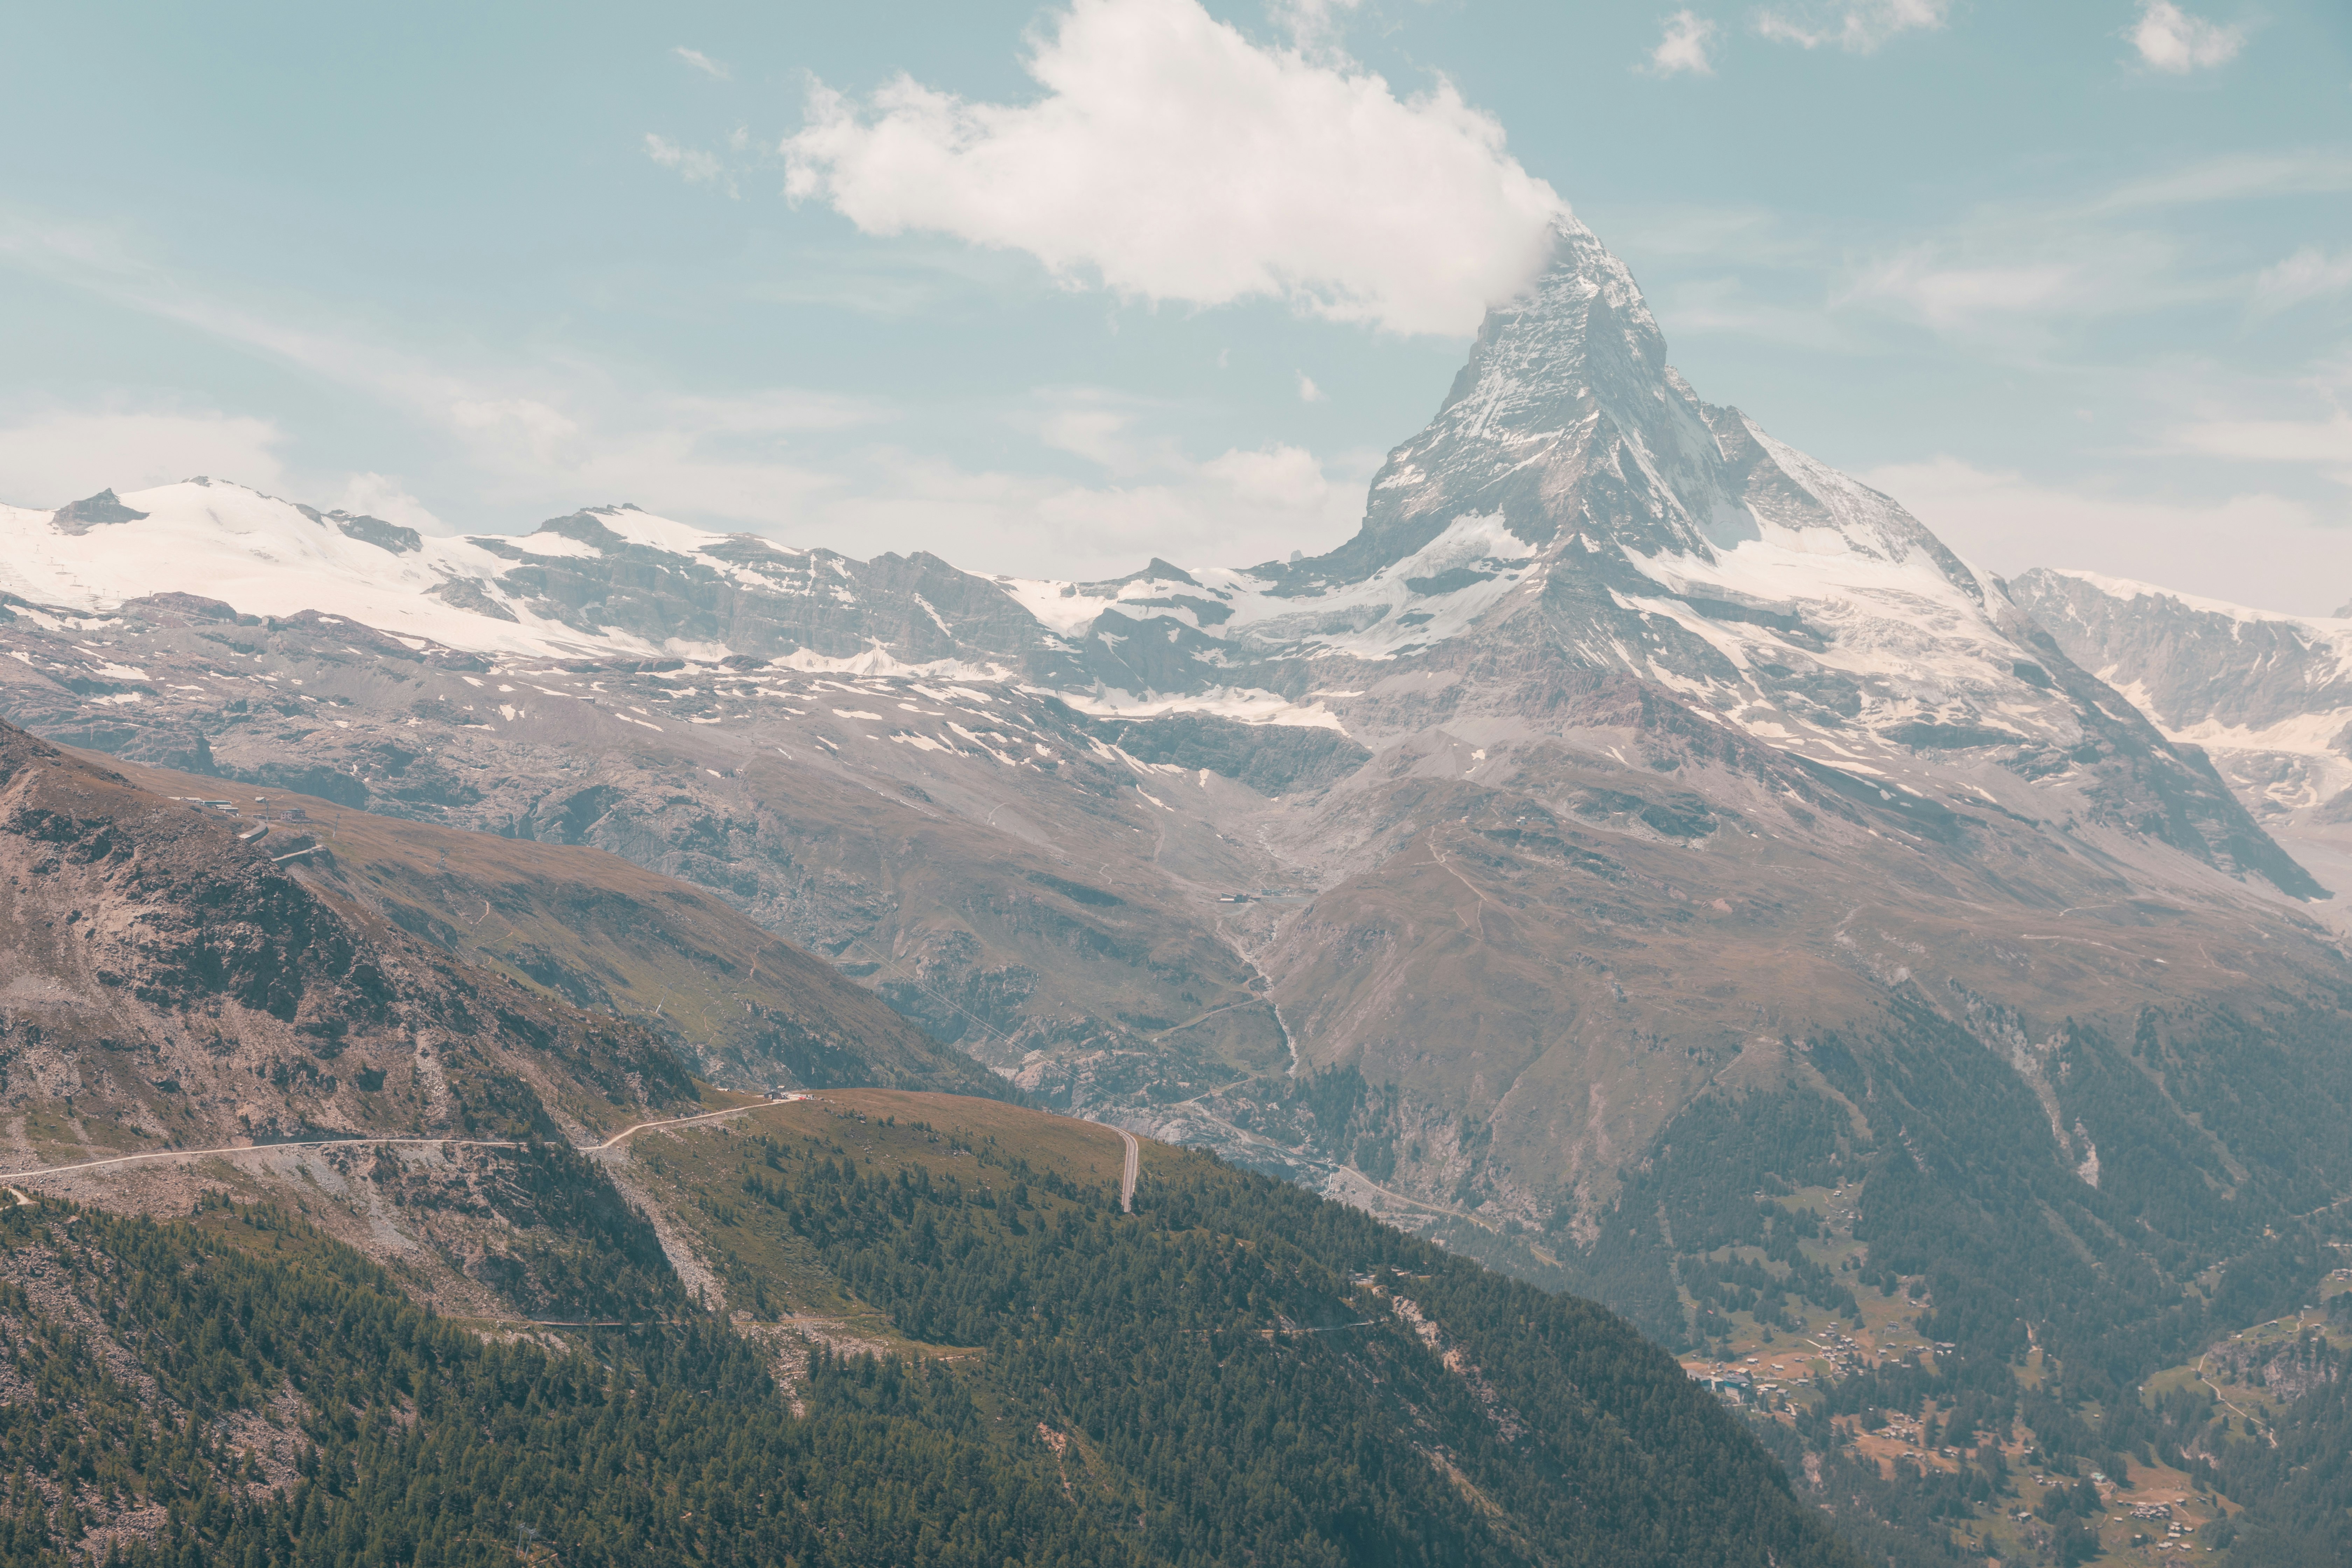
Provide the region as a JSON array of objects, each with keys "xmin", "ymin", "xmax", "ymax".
[
  {"xmin": 337, "ymin": 472, "xmax": 447, "ymax": 534},
  {"xmin": 1644, "ymin": 11, "xmax": 1718, "ymax": 76},
  {"xmin": 673, "ymin": 46, "xmax": 730, "ymax": 81},
  {"xmin": 2253, "ymin": 247, "xmax": 2352, "ymax": 314},
  {"xmin": 0, "ymin": 409, "xmax": 287, "ymax": 507},
  {"xmin": 1297, "ymin": 371, "xmax": 1327, "ymax": 403},
  {"xmin": 2171, "ymin": 411, "xmax": 2352, "ymax": 467},
  {"xmin": 831, "ymin": 440, "xmax": 1373, "ymax": 578},
  {"xmin": 644, "ymin": 133, "xmax": 728, "ymax": 188},
  {"xmin": 1862, "ymin": 454, "xmax": 2352, "ymax": 615},
  {"xmin": 1270, "ymin": 0, "xmax": 1361, "ymax": 52},
  {"xmin": 2129, "ymin": 2, "xmax": 2243, "ymax": 74},
  {"xmin": 2093, "ymin": 152, "xmax": 2352, "ymax": 213},
  {"xmin": 1846, "ymin": 252, "xmax": 2082, "ymax": 330},
  {"xmin": 1754, "ymin": 0, "xmax": 1949, "ymax": 53},
  {"xmin": 779, "ymin": 0, "xmax": 1565, "ymax": 336}
]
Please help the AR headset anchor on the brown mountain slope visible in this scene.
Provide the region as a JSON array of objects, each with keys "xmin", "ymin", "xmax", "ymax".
[
  {"xmin": 0, "ymin": 718, "xmax": 1003, "ymax": 1177},
  {"xmin": 0, "ymin": 717, "xmax": 693, "ymax": 1162},
  {"xmin": 76, "ymin": 749, "xmax": 1007, "ymax": 1099},
  {"xmin": 1240, "ymin": 656, "xmax": 2352, "ymax": 1232}
]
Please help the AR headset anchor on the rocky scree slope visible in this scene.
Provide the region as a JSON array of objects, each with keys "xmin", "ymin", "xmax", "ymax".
[{"xmin": 0, "ymin": 220, "xmax": 2346, "ymax": 1385}]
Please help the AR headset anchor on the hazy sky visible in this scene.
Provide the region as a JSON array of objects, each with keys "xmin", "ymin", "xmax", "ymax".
[{"xmin": 5, "ymin": 1, "xmax": 2350, "ymax": 607}]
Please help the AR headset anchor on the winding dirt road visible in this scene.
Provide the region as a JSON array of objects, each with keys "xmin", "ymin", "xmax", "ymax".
[{"xmin": 4, "ymin": 1103, "xmax": 772, "ymax": 1185}]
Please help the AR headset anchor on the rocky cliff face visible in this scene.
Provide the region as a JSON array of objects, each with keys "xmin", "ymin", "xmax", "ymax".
[{"xmin": 2, "ymin": 220, "xmax": 2346, "ymax": 1350}]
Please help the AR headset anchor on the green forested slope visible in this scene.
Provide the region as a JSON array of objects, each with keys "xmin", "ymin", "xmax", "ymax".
[
  {"xmin": 0, "ymin": 1094, "xmax": 1858, "ymax": 1568},
  {"xmin": 1498, "ymin": 997, "xmax": 2352, "ymax": 1566},
  {"xmin": 742, "ymin": 1116, "xmax": 1846, "ymax": 1568}
]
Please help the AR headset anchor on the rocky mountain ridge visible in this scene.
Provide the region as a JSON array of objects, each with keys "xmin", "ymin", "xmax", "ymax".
[
  {"xmin": 2012, "ymin": 569, "xmax": 2352, "ymax": 811},
  {"xmin": 2009, "ymin": 568, "xmax": 2352, "ymax": 936}
]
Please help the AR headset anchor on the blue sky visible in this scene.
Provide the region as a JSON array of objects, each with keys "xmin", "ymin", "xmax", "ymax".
[{"xmin": 4, "ymin": 0, "xmax": 2349, "ymax": 607}]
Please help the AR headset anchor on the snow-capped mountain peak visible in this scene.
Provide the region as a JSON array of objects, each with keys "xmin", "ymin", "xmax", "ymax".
[
  {"xmin": 0, "ymin": 481, "xmax": 744, "ymax": 658},
  {"xmin": 0, "ymin": 216, "xmax": 2316, "ymax": 895}
]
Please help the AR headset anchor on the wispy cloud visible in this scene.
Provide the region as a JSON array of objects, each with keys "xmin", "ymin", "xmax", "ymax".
[
  {"xmin": 2093, "ymin": 151, "xmax": 2352, "ymax": 213},
  {"xmin": 672, "ymin": 46, "xmax": 730, "ymax": 81},
  {"xmin": 780, "ymin": 0, "xmax": 1565, "ymax": 337},
  {"xmin": 832, "ymin": 439, "xmax": 1376, "ymax": 578},
  {"xmin": 743, "ymin": 240, "xmax": 1038, "ymax": 317},
  {"xmin": 1754, "ymin": 0, "xmax": 1949, "ymax": 53},
  {"xmin": 644, "ymin": 133, "xmax": 732, "ymax": 193},
  {"xmin": 1653, "ymin": 274, "xmax": 1869, "ymax": 351},
  {"xmin": 0, "ymin": 210, "xmax": 483, "ymax": 427},
  {"xmin": 1837, "ymin": 225, "xmax": 2210, "ymax": 345},
  {"xmin": 1862, "ymin": 454, "xmax": 2341, "ymax": 612},
  {"xmin": 1613, "ymin": 203, "xmax": 1825, "ymax": 263},
  {"xmin": 337, "ymin": 472, "xmax": 446, "ymax": 533},
  {"xmin": 1296, "ymin": 371, "xmax": 1327, "ymax": 403},
  {"xmin": 1269, "ymin": 0, "xmax": 1362, "ymax": 53},
  {"xmin": 2171, "ymin": 405, "xmax": 2352, "ymax": 476},
  {"xmin": 1847, "ymin": 254, "xmax": 2081, "ymax": 330},
  {"xmin": 0, "ymin": 407, "xmax": 289, "ymax": 508},
  {"xmin": 0, "ymin": 213, "xmax": 1373, "ymax": 576},
  {"xmin": 1643, "ymin": 11, "xmax": 1718, "ymax": 76},
  {"xmin": 2253, "ymin": 247, "xmax": 2352, "ymax": 314},
  {"xmin": 2128, "ymin": 2, "xmax": 2244, "ymax": 74},
  {"xmin": 1816, "ymin": 148, "xmax": 2346, "ymax": 346},
  {"xmin": 0, "ymin": 214, "xmax": 858, "ymax": 527}
]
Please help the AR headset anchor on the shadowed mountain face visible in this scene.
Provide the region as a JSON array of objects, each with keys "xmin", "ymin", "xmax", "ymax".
[{"xmin": 2, "ymin": 218, "xmax": 2347, "ymax": 1386}]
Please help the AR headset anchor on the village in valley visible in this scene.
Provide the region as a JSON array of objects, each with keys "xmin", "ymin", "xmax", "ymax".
[{"xmin": 1679, "ymin": 1181, "xmax": 2352, "ymax": 1564}]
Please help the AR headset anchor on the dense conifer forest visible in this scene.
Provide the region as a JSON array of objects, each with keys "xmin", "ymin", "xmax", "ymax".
[{"xmin": 0, "ymin": 1102, "xmax": 1860, "ymax": 1568}]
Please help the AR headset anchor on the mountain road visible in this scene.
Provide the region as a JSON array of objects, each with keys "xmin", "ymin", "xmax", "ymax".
[
  {"xmin": 3, "ymin": 1103, "xmax": 779, "ymax": 1184},
  {"xmin": 1115, "ymin": 1126, "xmax": 1140, "ymax": 1212}
]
